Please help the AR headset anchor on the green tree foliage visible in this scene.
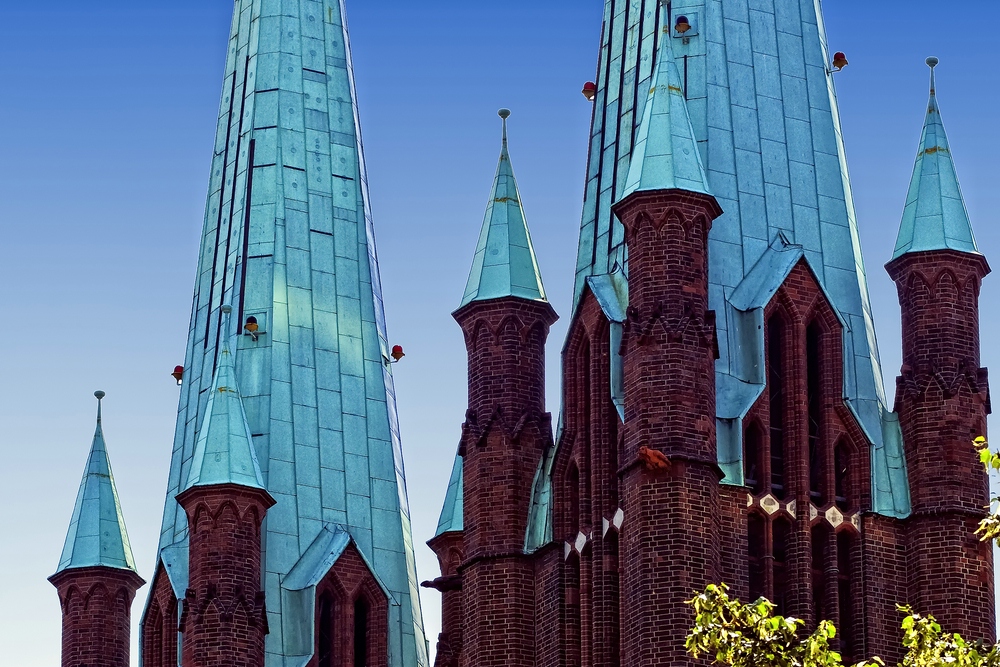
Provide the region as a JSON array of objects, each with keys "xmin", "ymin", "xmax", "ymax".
[
  {"xmin": 975, "ymin": 436, "xmax": 1000, "ymax": 547},
  {"xmin": 686, "ymin": 438, "xmax": 1000, "ymax": 666}
]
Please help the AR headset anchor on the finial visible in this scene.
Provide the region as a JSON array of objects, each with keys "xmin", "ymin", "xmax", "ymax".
[
  {"xmin": 498, "ymin": 108, "xmax": 510, "ymax": 148},
  {"xmin": 220, "ymin": 305, "xmax": 233, "ymax": 353},
  {"xmin": 95, "ymin": 390, "xmax": 105, "ymax": 422},
  {"xmin": 926, "ymin": 56, "xmax": 939, "ymax": 96}
]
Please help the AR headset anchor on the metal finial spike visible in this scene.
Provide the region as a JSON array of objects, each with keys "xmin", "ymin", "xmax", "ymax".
[
  {"xmin": 220, "ymin": 305, "xmax": 234, "ymax": 352},
  {"xmin": 498, "ymin": 108, "xmax": 510, "ymax": 148},
  {"xmin": 926, "ymin": 56, "xmax": 939, "ymax": 95},
  {"xmin": 94, "ymin": 390, "xmax": 105, "ymax": 422}
]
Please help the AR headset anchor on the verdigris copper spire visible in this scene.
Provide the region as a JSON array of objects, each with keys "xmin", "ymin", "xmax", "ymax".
[
  {"xmin": 621, "ymin": 36, "xmax": 712, "ymax": 198},
  {"xmin": 892, "ymin": 57, "xmax": 980, "ymax": 259},
  {"xmin": 54, "ymin": 392, "xmax": 139, "ymax": 575},
  {"xmin": 148, "ymin": 2, "xmax": 428, "ymax": 664},
  {"xmin": 183, "ymin": 305, "xmax": 266, "ymax": 492},
  {"xmin": 460, "ymin": 109, "xmax": 548, "ymax": 307}
]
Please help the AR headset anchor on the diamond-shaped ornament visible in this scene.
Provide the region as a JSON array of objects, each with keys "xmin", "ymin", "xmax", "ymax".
[
  {"xmin": 786, "ymin": 500, "xmax": 797, "ymax": 518},
  {"xmin": 810, "ymin": 504, "xmax": 819, "ymax": 520},
  {"xmin": 825, "ymin": 506, "xmax": 844, "ymax": 528},
  {"xmin": 602, "ymin": 517, "xmax": 611, "ymax": 537},
  {"xmin": 612, "ymin": 508, "xmax": 624, "ymax": 531},
  {"xmin": 747, "ymin": 493, "xmax": 754, "ymax": 508},
  {"xmin": 575, "ymin": 532, "xmax": 588, "ymax": 553},
  {"xmin": 760, "ymin": 494, "xmax": 780, "ymax": 515}
]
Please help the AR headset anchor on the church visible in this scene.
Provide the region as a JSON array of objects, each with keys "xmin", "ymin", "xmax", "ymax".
[{"xmin": 48, "ymin": 1, "xmax": 994, "ymax": 666}]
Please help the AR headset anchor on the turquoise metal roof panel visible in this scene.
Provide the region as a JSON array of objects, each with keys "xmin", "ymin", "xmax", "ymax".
[
  {"xmin": 159, "ymin": 541, "xmax": 189, "ymax": 600},
  {"xmin": 153, "ymin": 2, "xmax": 428, "ymax": 664},
  {"xmin": 621, "ymin": 33, "xmax": 713, "ymax": 199},
  {"xmin": 184, "ymin": 313, "xmax": 267, "ymax": 491},
  {"xmin": 55, "ymin": 394, "xmax": 138, "ymax": 575},
  {"xmin": 559, "ymin": 0, "xmax": 909, "ymax": 522},
  {"xmin": 460, "ymin": 111, "xmax": 548, "ymax": 308},
  {"xmin": 433, "ymin": 454, "xmax": 463, "ymax": 536},
  {"xmin": 891, "ymin": 59, "xmax": 980, "ymax": 260}
]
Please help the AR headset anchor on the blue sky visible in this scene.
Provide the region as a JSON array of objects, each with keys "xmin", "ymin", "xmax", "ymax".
[{"xmin": 1, "ymin": 2, "xmax": 998, "ymax": 664}]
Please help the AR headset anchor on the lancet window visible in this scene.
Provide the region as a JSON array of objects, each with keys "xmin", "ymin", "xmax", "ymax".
[{"xmin": 745, "ymin": 307, "xmax": 859, "ymax": 650}]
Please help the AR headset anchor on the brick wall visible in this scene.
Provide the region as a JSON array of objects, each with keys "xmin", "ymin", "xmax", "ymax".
[
  {"xmin": 613, "ymin": 188, "xmax": 723, "ymax": 666},
  {"xmin": 50, "ymin": 566, "xmax": 144, "ymax": 667},
  {"xmin": 887, "ymin": 249, "xmax": 994, "ymax": 642},
  {"xmin": 142, "ymin": 566, "xmax": 180, "ymax": 667},
  {"xmin": 453, "ymin": 296, "xmax": 557, "ymax": 667},
  {"xmin": 176, "ymin": 484, "xmax": 274, "ymax": 667}
]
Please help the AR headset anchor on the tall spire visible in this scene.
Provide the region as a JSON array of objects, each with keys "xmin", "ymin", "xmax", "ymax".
[
  {"xmin": 620, "ymin": 35, "xmax": 712, "ymax": 199},
  {"xmin": 54, "ymin": 392, "xmax": 138, "ymax": 575},
  {"xmin": 459, "ymin": 109, "xmax": 548, "ymax": 307},
  {"xmin": 892, "ymin": 57, "xmax": 980, "ymax": 260},
  {"xmin": 183, "ymin": 305, "xmax": 266, "ymax": 491},
  {"xmin": 152, "ymin": 1, "xmax": 429, "ymax": 662}
]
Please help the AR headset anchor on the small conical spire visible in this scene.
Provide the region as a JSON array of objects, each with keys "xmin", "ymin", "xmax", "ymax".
[
  {"xmin": 619, "ymin": 25, "xmax": 712, "ymax": 199},
  {"xmin": 433, "ymin": 453, "xmax": 464, "ymax": 537},
  {"xmin": 54, "ymin": 392, "xmax": 139, "ymax": 575},
  {"xmin": 891, "ymin": 57, "xmax": 980, "ymax": 260},
  {"xmin": 183, "ymin": 305, "xmax": 267, "ymax": 491},
  {"xmin": 459, "ymin": 109, "xmax": 548, "ymax": 308}
]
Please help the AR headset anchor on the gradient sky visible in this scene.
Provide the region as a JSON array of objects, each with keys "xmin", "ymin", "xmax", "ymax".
[{"xmin": 2, "ymin": 2, "xmax": 999, "ymax": 665}]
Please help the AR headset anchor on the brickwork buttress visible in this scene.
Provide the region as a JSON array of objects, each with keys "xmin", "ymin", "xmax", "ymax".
[
  {"xmin": 888, "ymin": 250, "xmax": 994, "ymax": 642},
  {"xmin": 453, "ymin": 296, "xmax": 557, "ymax": 667},
  {"xmin": 50, "ymin": 566, "xmax": 144, "ymax": 667},
  {"xmin": 176, "ymin": 484, "xmax": 275, "ymax": 667},
  {"xmin": 614, "ymin": 188, "xmax": 723, "ymax": 666}
]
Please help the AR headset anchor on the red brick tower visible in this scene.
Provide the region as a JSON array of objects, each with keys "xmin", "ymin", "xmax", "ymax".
[
  {"xmin": 886, "ymin": 59, "xmax": 994, "ymax": 640},
  {"xmin": 452, "ymin": 110, "xmax": 557, "ymax": 667},
  {"xmin": 610, "ymin": 41, "xmax": 724, "ymax": 667},
  {"xmin": 175, "ymin": 306, "xmax": 276, "ymax": 667},
  {"xmin": 50, "ymin": 392, "xmax": 145, "ymax": 667}
]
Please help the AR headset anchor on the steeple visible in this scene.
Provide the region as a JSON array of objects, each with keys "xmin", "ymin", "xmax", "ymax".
[
  {"xmin": 54, "ymin": 391, "xmax": 138, "ymax": 576},
  {"xmin": 459, "ymin": 109, "xmax": 547, "ymax": 307},
  {"xmin": 620, "ymin": 36, "xmax": 712, "ymax": 199},
  {"xmin": 150, "ymin": 2, "xmax": 429, "ymax": 663},
  {"xmin": 892, "ymin": 57, "xmax": 980, "ymax": 260},
  {"xmin": 50, "ymin": 392, "xmax": 144, "ymax": 667},
  {"xmin": 182, "ymin": 305, "xmax": 266, "ymax": 492}
]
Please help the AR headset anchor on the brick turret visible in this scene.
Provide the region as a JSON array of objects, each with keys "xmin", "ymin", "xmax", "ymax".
[
  {"xmin": 451, "ymin": 110, "xmax": 557, "ymax": 667},
  {"xmin": 610, "ymin": 39, "xmax": 724, "ymax": 667},
  {"xmin": 886, "ymin": 58, "xmax": 994, "ymax": 640},
  {"xmin": 175, "ymin": 306, "xmax": 276, "ymax": 667},
  {"xmin": 50, "ymin": 392, "xmax": 145, "ymax": 667}
]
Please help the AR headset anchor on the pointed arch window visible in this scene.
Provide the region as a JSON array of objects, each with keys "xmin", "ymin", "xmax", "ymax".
[
  {"xmin": 318, "ymin": 593, "xmax": 334, "ymax": 667},
  {"xmin": 834, "ymin": 441, "xmax": 852, "ymax": 511},
  {"xmin": 353, "ymin": 597, "xmax": 369, "ymax": 667},
  {"xmin": 767, "ymin": 317, "xmax": 787, "ymax": 500},
  {"xmin": 838, "ymin": 531, "xmax": 856, "ymax": 660},
  {"xmin": 748, "ymin": 513, "xmax": 767, "ymax": 602},
  {"xmin": 811, "ymin": 524, "xmax": 832, "ymax": 624},
  {"xmin": 807, "ymin": 322, "xmax": 826, "ymax": 506},
  {"xmin": 567, "ymin": 463, "xmax": 580, "ymax": 538},
  {"xmin": 744, "ymin": 422, "xmax": 765, "ymax": 496},
  {"xmin": 772, "ymin": 517, "xmax": 791, "ymax": 615}
]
